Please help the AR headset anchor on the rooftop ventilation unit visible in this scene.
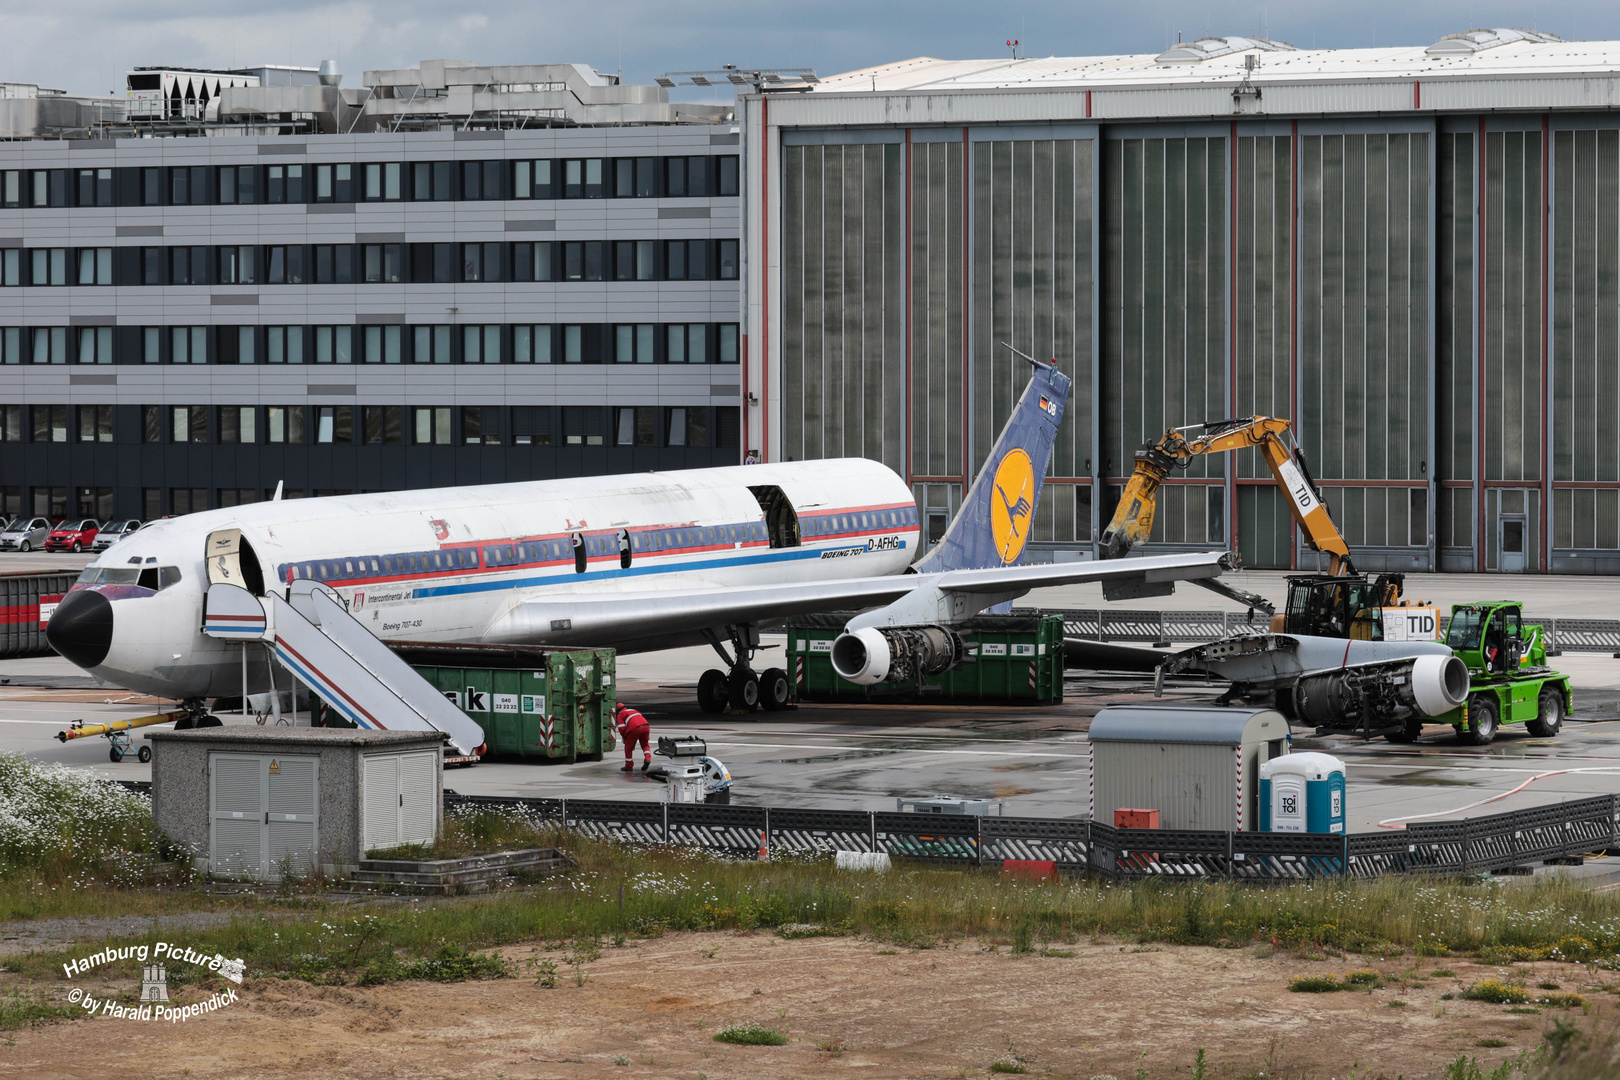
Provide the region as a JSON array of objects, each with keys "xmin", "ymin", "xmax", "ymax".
[
  {"xmin": 1426, "ymin": 28, "xmax": 1562, "ymax": 56},
  {"xmin": 1155, "ymin": 36, "xmax": 1296, "ymax": 64}
]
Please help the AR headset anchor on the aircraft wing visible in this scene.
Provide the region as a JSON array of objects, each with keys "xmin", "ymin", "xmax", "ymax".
[{"xmin": 481, "ymin": 550, "xmax": 1235, "ymax": 650}]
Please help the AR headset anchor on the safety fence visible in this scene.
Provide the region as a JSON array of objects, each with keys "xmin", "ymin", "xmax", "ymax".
[
  {"xmin": 0, "ymin": 571, "xmax": 76, "ymax": 659},
  {"xmin": 442, "ymin": 792, "xmax": 1620, "ymax": 881},
  {"xmin": 1025, "ymin": 607, "xmax": 1620, "ymax": 655}
]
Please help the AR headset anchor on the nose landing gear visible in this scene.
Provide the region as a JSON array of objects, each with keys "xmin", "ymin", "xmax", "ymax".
[
  {"xmin": 697, "ymin": 626, "xmax": 791, "ymax": 715},
  {"xmin": 171, "ymin": 698, "xmax": 226, "ymax": 730}
]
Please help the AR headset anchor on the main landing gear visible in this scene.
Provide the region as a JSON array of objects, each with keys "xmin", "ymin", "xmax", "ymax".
[
  {"xmin": 697, "ymin": 625, "xmax": 790, "ymax": 715},
  {"xmin": 171, "ymin": 698, "xmax": 226, "ymax": 730}
]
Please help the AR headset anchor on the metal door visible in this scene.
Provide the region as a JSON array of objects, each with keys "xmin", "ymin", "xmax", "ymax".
[
  {"xmin": 209, "ymin": 754, "xmax": 265, "ymax": 878},
  {"xmin": 362, "ymin": 753, "xmax": 400, "ymax": 851},
  {"xmin": 397, "ymin": 751, "xmax": 437, "ymax": 846},
  {"xmin": 1499, "ymin": 516, "xmax": 1527, "ymax": 573},
  {"xmin": 267, "ymin": 756, "xmax": 318, "ymax": 876}
]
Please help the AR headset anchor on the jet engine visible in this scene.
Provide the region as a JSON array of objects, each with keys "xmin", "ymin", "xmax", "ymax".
[
  {"xmin": 829, "ymin": 625, "xmax": 966, "ymax": 686},
  {"xmin": 1292, "ymin": 653, "xmax": 1470, "ymax": 727}
]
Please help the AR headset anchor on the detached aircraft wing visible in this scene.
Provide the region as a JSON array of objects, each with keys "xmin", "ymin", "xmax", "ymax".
[{"xmin": 483, "ymin": 356, "xmax": 1239, "ymax": 653}]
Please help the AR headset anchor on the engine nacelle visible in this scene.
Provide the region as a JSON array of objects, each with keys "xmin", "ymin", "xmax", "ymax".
[
  {"xmin": 829, "ymin": 625, "xmax": 965, "ymax": 686},
  {"xmin": 1292, "ymin": 653, "xmax": 1470, "ymax": 727}
]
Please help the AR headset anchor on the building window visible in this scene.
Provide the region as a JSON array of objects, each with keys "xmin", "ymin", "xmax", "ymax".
[
  {"xmin": 513, "ymin": 159, "xmax": 554, "ymax": 199},
  {"xmin": 142, "ymin": 247, "xmax": 163, "ymax": 285},
  {"xmin": 266, "ymin": 164, "xmax": 305, "ymax": 204},
  {"xmin": 715, "ymin": 406, "xmax": 740, "ymax": 449},
  {"xmin": 313, "ymin": 326, "xmax": 353, "ymax": 364},
  {"xmin": 462, "ymin": 325, "xmax": 501, "ymax": 364},
  {"xmin": 217, "ymin": 489, "xmax": 258, "ymax": 508},
  {"xmin": 363, "ymin": 244, "xmax": 403, "ymax": 283},
  {"xmin": 717, "ymin": 155, "xmax": 739, "ymax": 197},
  {"xmin": 0, "ymin": 249, "xmax": 18, "ymax": 286},
  {"xmin": 614, "ymin": 324, "xmax": 654, "ymax": 364},
  {"xmin": 76, "ymin": 405, "xmax": 114, "ymax": 443},
  {"xmin": 265, "ymin": 245, "xmax": 306, "ymax": 284},
  {"xmin": 141, "ymin": 488, "xmax": 162, "ymax": 520},
  {"xmin": 612, "ymin": 239, "xmax": 656, "ymax": 281},
  {"xmin": 142, "ymin": 406, "xmax": 162, "ymax": 443},
  {"xmin": 513, "ymin": 241, "xmax": 554, "ymax": 282},
  {"xmin": 717, "ymin": 239, "xmax": 739, "ymax": 280},
  {"xmin": 615, "ymin": 406, "xmax": 656, "ymax": 447},
  {"xmin": 170, "ymin": 326, "xmax": 207, "ymax": 364},
  {"xmin": 665, "ymin": 407, "xmax": 709, "ymax": 447},
  {"xmin": 1, "ymin": 170, "xmax": 19, "ymax": 208},
  {"xmin": 315, "ymin": 406, "xmax": 354, "ymax": 444},
  {"xmin": 411, "ymin": 161, "xmax": 452, "ymax": 201},
  {"xmin": 666, "ymin": 323, "xmax": 707, "ymax": 364},
  {"xmin": 218, "ymin": 406, "xmax": 256, "ymax": 444},
  {"xmin": 460, "ymin": 242, "xmax": 502, "ymax": 282},
  {"xmin": 0, "ymin": 327, "xmax": 17, "ymax": 363},
  {"xmin": 266, "ymin": 406, "xmax": 306, "ymax": 444},
  {"xmin": 30, "ymin": 327, "xmax": 67, "ymax": 364},
  {"xmin": 314, "ymin": 244, "xmax": 356, "ymax": 284},
  {"xmin": 563, "ymin": 324, "xmax": 586, "ymax": 363},
  {"xmin": 217, "ymin": 164, "xmax": 256, "ymax": 205},
  {"xmin": 0, "ymin": 405, "xmax": 21, "ymax": 441},
  {"xmin": 171, "ymin": 488, "xmax": 208, "ymax": 515},
  {"xmin": 363, "ymin": 405, "xmax": 402, "ymax": 444},
  {"xmin": 412, "ymin": 325, "xmax": 452, "ymax": 363},
  {"xmin": 31, "ymin": 248, "xmax": 67, "ymax": 286},
  {"xmin": 171, "ymin": 405, "xmax": 208, "ymax": 444},
  {"xmin": 75, "ymin": 248, "xmax": 112, "ymax": 286},
  {"xmin": 363, "ymin": 162, "xmax": 402, "ymax": 201},
  {"xmin": 718, "ymin": 323, "xmax": 739, "ymax": 364},
  {"xmin": 217, "ymin": 245, "xmax": 257, "ymax": 284},
  {"xmin": 562, "ymin": 407, "xmax": 604, "ymax": 446},
  {"xmin": 409, "ymin": 242, "xmax": 455, "ymax": 283},
  {"xmin": 314, "ymin": 163, "xmax": 353, "ymax": 203},
  {"xmin": 511, "ymin": 406, "xmax": 551, "ymax": 445},
  {"xmin": 461, "ymin": 406, "xmax": 502, "ymax": 445},
  {"xmin": 267, "ymin": 326, "xmax": 304, "ymax": 364},
  {"xmin": 461, "ymin": 160, "xmax": 502, "ymax": 200},
  {"xmin": 168, "ymin": 246, "xmax": 210, "ymax": 286},
  {"xmin": 664, "ymin": 239, "xmax": 708, "ymax": 281},
  {"xmin": 563, "ymin": 241, "xmax": 606, "ymax": 282},
  {"xmin": 33, "ymin": 485, "xmax": 67, "ymax": 517},
  {"xmin": 512, "ymin": 324, "xmax": 553, "ymax": 364},
  {"xmin": 28, "ymin": 405, "xmax": 64, "ymax": 443},
  {"xmin": 216, "ymin": 326, "xmax": 256, "ymax": 365},
  {"xmin": 412, "ymin": 406, "xmax": 451, "ymax": 445},
  {"xmin": 563, "ymin": 158, "xmax": 605, "ymax": 199},
  {"xmin": 363, "ymin": 325, "xmax": 403, "ymax": 364},
  {"xmin": 75, "ymin": 326, "xmax": 112, "ymax": 364}
]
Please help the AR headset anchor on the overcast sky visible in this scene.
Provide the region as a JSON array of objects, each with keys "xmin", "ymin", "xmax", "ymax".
[{"xmin": 8, "ymin": 1, "xmax": 1618, "ymax": 98}]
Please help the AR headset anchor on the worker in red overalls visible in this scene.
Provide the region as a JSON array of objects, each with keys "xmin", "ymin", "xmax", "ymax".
[{"xmin": 614, "ymin": 702, "xmax": 651, "ymax": 772}]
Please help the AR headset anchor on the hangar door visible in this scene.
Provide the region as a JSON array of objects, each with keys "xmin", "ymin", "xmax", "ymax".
[
  {"xmin": 209, "ymin": 753, "xmax": 318, "ymax": 880},
  {"xmin": 362, "ymin": 751, "xmax": 437, "ymax": 851}
]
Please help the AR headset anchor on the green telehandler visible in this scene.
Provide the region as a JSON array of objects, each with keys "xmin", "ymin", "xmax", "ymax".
[{"xmin": 1418, "ymin": 601, "xmax": 1572, "ymax": 746}]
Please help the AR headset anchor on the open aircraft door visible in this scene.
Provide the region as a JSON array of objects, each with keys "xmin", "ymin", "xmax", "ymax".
[{"xmin": 207, "ymin": 529, "xmax": 245, "ymax": 587}]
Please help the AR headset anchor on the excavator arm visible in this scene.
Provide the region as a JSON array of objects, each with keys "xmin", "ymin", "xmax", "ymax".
[{"xmin": 1100, "ymin": 416, "xmax": 1353, "ymax": 577}]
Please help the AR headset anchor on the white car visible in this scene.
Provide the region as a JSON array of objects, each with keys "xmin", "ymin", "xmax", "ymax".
[
  {"xmin": 0, "ymin": 516, "xmax": 52, "ymax": 552},
  {"xmin": 91, "ymin": 519, "xmax": 143, "ymax": 552}
]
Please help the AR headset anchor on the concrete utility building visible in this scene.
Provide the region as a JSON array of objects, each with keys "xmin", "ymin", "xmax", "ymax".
[
  {"xmin": 739, "ymin": 29, "xmax": 1620, "ymax": 573},
  {"xmin": 0, "ymin": 60, "xmax": 742, "ymax": 524}
]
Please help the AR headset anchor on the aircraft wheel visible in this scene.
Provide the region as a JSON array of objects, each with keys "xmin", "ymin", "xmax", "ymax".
[
  {"xmin": 1384, "ymin": 720, "xmax": 1424, "ymax": 744},
  {"xmin": 728, "ymin": 672, "xmax": 760, "ymax": 712},
  {"xmin": 173, "ymin": 716, "xmax": 195, "ymax": 730},
  {"xmin": 759, "ymin": 668, "xmax": 791, "ymax": 711},
  {"xmin": 108, "ymin": 746, "xmax": 122, "ymax": 763},
  {"xmin": 1527, "ymin": 689, "xmax": 1563, "ymax": 738},
  {"xmin": 697, "ymin": 669, "xmax": 728, "ymax": 714},
  {"xmin": 1459, "ymin": 694, "xmax": 1499, "ymax": 746},
  {"xmin": 196, "ymin": 715, "xmax": 224, "ymax": 728},
  {"xmin": 137, "ymin": 745, "xmax": 152, "ymax": 763}
]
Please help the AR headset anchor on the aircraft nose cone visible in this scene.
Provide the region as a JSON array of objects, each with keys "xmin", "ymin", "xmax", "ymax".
[{"xmin": 46, "ymin": 589, "xmax": 113, "ymax": 669}]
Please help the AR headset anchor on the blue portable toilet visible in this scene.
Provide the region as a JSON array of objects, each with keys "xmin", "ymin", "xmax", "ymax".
[{"xmin": 1259, "ymin": 752, "xmax": 1346, "ymax": 834}]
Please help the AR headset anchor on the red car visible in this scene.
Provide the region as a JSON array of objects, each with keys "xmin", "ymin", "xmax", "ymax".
[{"xmin": 44, "ymin": 519, "xmax": 100, "ymax": 553}]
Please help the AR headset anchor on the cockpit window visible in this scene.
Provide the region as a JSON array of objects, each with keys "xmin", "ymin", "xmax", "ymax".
[
  {"xmin": 159, "ymin": 566, "xmax": 182, "ymax": 589},
  {"xmin": 77, "ymin": 567, "xmax": 141, "ymax": 586}
]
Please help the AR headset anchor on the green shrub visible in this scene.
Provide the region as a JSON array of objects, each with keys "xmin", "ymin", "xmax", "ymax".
[
  {"xmin": 1343, "ymin": 969, "xmax": 1384, "ymax": 987},
  {"xmin": 713, "ymin": 1022, "xmax": 789, "ymax": 1046},
  {"xmin": 1461, "ymin": 979, "xmax": 1529, "ymax": 1004},
  {"xmin": 1287, "ymin": 975, "xmax": 1343, "ymax": 993},
  {"xmin": 0, "ymin": 988, "xmax": 75, "ymax": 1030},
  {"xmin": 989, "ymin": 1060, "xmax": 1029, "ymax": 1074},
  {"xmin": 0, "ymin": 753, "xmax": 156, "ymax": 880},
  {"xmin": 1534, "ymin": 991, "xmax": 1586, "ymax": 1009}
]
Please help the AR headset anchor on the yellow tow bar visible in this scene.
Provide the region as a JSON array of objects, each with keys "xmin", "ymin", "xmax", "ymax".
[{"xmin": 56, "ymin": 710, "xmax": 188, "ymax": 743}]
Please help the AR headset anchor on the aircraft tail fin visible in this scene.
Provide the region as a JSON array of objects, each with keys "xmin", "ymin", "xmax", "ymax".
[{"xmin": 915, "ymin": 352, "xmax": 1071, "ymax": 573}]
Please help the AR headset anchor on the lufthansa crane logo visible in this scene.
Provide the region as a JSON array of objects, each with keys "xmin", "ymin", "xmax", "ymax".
[{"xmin": 990, "ymin": 448, "xmax": 1035, "ymax": 564}]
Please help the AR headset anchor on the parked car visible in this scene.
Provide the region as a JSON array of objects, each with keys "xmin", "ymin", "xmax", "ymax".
[
  {"xmin": 43, "ymin": 519, "xmax": 100, "ymax": 553},
  {"xmin": 0, "ymin": 517, "xmax": 53, "ymax": 552},
  {"xmin": 91, "ymin": 519, "xmax": 142, "ymax": 552}
]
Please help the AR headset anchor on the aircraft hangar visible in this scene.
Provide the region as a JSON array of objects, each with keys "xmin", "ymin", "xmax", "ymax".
[{"xmin": 738, "ymin": 29, "xmax": 1620, "ymax": 575}]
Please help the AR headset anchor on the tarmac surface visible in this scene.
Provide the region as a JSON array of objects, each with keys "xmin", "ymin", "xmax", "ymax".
[{"xmin": 3, "ymin": 552, "xmax": 1620, "ymax": 834}]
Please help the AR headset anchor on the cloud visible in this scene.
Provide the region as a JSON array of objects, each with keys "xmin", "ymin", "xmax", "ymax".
[{"xmin": 8, "ymin": 0, "xmax": 1620, "ymax": 97}]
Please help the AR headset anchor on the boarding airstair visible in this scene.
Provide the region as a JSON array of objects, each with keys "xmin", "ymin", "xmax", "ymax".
[{"xmin": 201, "ymin": 578, "xmax": 487, "ymax": 756}]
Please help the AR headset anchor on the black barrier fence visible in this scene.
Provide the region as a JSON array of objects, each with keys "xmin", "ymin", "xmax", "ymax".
[
  {"xmin": 1021, "ymin": 606, "xmax": 1620, "ymax": 656},
  {"xmin": 0, "ymin": 571, "xmax": 76, "ymax": 659},
  {"xmin": 443, "ymin": 792, "xmax": 1620, "ymax": 881}
]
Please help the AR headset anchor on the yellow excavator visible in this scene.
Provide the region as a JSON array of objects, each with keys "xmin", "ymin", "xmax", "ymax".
[{"xmin": 1100, "ymin": 416, "xmax": 1421, "ymax": 636}]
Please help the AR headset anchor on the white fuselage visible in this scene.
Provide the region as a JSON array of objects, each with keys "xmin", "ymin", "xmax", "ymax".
[{"xmin": 66, "ymin": 460, "xmax": 920, "ymax": 700}]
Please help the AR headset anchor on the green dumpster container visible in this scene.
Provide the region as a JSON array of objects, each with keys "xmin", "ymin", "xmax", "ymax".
[
  {"xmin": 786, "ymin": 613, "xmax": 1063, "ymax": 705},
  {"xmin": 317, "ymin": 647, "xmax": 617, "ymax": 763}
]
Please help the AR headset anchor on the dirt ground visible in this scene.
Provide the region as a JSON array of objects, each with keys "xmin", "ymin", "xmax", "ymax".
[{"xmin": 0, "ymin": 931, "xmax": 1603, "ymax": 1080}]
